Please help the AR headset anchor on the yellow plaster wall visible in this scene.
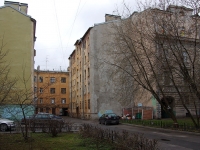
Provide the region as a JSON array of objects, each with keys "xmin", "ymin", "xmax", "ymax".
[{"xmin": 0, "ymin": 7, "xmax": 34, "ymax": 90}]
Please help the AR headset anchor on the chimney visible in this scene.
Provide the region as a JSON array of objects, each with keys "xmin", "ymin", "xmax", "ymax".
[
  {"xmin": 4, "ymin": 1, "xmax": 20, "ymax": 10},
  {"xmin": 105, "ymin": 14, "xmax": 121, "ymax": 22},
  {"xmin": 37, "ymin": 65, "xmax": 40, "ymax": 71},
  {"xmin": 20, "ymin": 3, "xmax": 28, "ymax": 14},
  {"xmin": 4, "ymin": 1, "xmax": 28, "ymax": 14}
]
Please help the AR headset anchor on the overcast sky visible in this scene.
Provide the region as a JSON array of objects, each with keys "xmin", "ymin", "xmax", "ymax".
[{"xmin": 0, "ymin": 0, "xmax": 136, "ymax": 71}]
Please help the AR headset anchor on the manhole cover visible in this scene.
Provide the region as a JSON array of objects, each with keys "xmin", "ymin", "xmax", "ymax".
[{"xmin": 161, "ymin": 139, "xmax": 170, "ymax": 141}]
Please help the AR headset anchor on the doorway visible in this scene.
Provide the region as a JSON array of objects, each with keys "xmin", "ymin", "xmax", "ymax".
[{"xmin": 161, "ymin": 96, "xmax": 174, "ymax": 118}]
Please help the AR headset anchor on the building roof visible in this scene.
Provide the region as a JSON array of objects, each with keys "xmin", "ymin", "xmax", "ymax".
[
  {"xmin": 0, "ymin": 5, "xmax": 36, "ymax": 41},
  {"xmin": 74, "ymin": 27, "xmax": 93, "ymax": 46},
  {"xmin": 0, "ymin": 5, "xmax": 29, "ymax": 17}
]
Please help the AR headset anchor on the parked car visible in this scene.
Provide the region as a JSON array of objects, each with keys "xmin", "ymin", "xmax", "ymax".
[
  {"xmin": 21, "ymin": 113, "xmax": 64, "ymax": 125},
  {"xmin": 99, "ymin": 113, "xmax": 120, "ymax": 125},
  {"xmin": 0, "ymin": 118, "xmax": 15, "ymax": 131}
]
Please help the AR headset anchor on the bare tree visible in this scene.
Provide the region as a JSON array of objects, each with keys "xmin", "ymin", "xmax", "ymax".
[
  {"xmin": 0, "ymin": 37, "xmax": 17, "ymax": 105},
  {"xmin": 103, "ymin": 0, "xmax": 200, "ymax": 127}
]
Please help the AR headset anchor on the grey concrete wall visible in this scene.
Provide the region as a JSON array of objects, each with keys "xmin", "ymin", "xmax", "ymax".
[{"xmin": 89, "ymin": 21, "xmax": 134, "ymax": 119}]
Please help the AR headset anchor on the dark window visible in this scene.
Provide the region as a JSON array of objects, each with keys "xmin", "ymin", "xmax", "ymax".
[
  {"xmin": 61, "ymin": 88, "xmax": 66, "ymax": 94},
  {"xmin": 61, "ymin": 77, "xmax": 66, "ymax": 83},
  {"xmin": 51, "ymin": 98, "xmax": 55, "ymax": 104},
  {"xmin": 34, "ymin": 87, "xmax": 37, "ymax": 92},
  {"xmin": 88, "ymin": 99, "xmax": 90, "ymax": 109},
  {"xmin": 34, "ymin": 76, "xmax": 37, "ymax": 82},
  {"xmin": 50, "ymin": 88, "xmax": 55, "ymax": 94},
  {"xmin": 50, "ymin": 77, "xmax": 56, "ymax": 83},
  {"xmin": 39, "ymin": 88, "xmax": 43, "ymax": 93},
  {"xmin": 61, "ymin": 98, "xmax": 66, "ymax": 104},
  {"xmin": 39, "ymin": 76, "xmax": 43, "ymax": 82}
]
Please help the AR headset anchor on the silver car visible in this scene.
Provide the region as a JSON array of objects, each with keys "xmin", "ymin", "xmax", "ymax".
[{"xmin": 0, "ymin": 118, "xmax": 15, "ymax": 131}]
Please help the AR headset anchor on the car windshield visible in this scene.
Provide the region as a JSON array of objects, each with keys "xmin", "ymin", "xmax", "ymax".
[{"xmin": 107, "ymin": 113, "xmax": 117, "ymax": 117}]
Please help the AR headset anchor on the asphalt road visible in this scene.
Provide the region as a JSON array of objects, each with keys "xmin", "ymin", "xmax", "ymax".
[{"xmin": 63, "ymin": 116, "xmax": 200, "ymax": 150}]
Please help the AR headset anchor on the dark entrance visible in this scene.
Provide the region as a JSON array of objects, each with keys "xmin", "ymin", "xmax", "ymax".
[
  {"xmin": 161, "ymin": 96, "xmax": 174, "ymax": 118},
  {"xmin": 76, "ymin": 106, "xmax": 79, "ymax": 118},
  {"xmin": 52, "ymin": 108, "xmax": 56, "ymax": 115},
  {"xmin": 61, "ymin": 108, "xmax": 68, "ymax": 116}
]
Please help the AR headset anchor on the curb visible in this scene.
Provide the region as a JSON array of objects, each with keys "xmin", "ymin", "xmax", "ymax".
[{"xmin": 122, "ymin": 123, "xmax": 200, "ymax": 136}]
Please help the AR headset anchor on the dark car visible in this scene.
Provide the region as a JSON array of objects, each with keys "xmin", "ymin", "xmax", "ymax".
[
  {"xmin": 99, "ymin": 113, "xmax": 120, "ymax": 125},
  {"xmin": 0, "ymin": 118, "xmax": 15, "ymax": 131},
  {"xmin": 21, "ymin": 113, "xmax": 64, "ymax": 125}
]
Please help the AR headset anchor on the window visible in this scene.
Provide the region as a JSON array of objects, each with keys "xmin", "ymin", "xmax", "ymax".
[
  {"xmin": 83, "ymin": 40, "xmax": 86, "ymax": 49},
  {"xmin": 61, "ymin": 88, "xmax": 66, "ymax": 94},
  {"xmin": 39, "ymin": 76, "xmax": 43, "ymax": 82},
  {"xmin": 80, "ymin": 101, "xmax": 81, "ymax": 109},
  {"xmin": 39, "ymin": 88, "xmax": 43, "ymax": 93},
  {"xmin": 88, "ymin": 81, "xmax": 90, "ymax": 93},
  {"xmin": 40, "ymin": 108, "xmax": 43, "ymax": 112},
  {"xmin": 61, "ymin": 98, "xmax": 66, "ymax": 104},
  {"xmin": 50, "ymin": 77, "xmax": 56, "ymax": 83},
  {"xmin": 84, "ymin": 85, "xmax": 86, "ymax": 94},
  {"xmin": 88, "ymin": 99, "xmax": 90, "ymax": 109},
  {"xmin": 61, "ymin": 77, "xmax": 66, "ymax": 83},
  {"xmin": 50, "ymin": 88, "xmax": 55, "ymax": 94},
  {"xmin": 183, "ymin": 52, "xmax": 188, "ymax": 63},
  {"xmin": 51, "ymin": 98, "xmax": 55, "ymax": 104},
  {"xmin": 85, "ymin": 70, "xmax": 86, "ymax": 80},
  {"xmin": 34, "ymin": 87, "xmax": 37, "ymax": 92},
  {"xmin": 164, "ymin": 71, "xmax": 171, "ymax": 85},
  {"xmin": 40, "ymin": 98, "xmax": 43, "ymax": 104},
  {"xmin": 180, "ymin": 26, "xmax": 185, "ymax": 36},
  {"xmin": 34, "ymin": 76, "xmax": 37, "ymax": 82},
  {"xmin": 183, "ymin": 95, "xmax": 190, "ymax": 105},
  {"xmin": 88, "ymin": 68, "xmax": 90, "ymax": 77}
]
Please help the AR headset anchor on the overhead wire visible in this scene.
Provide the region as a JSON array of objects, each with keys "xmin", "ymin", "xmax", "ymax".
[
  {"xmin": 52, "ymin": 0, "xmax": 83, "ymax": 71},
  {"xmin": 53, "ymin": 0, "xmax": 67, "ymax": 70}
]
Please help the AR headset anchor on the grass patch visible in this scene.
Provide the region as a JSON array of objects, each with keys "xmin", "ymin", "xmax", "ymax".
[
  {"xmin": 120, "ymin": 117, "xmax": 200, "ymax": 132},
  {"xmin": 0, "ymin": 132, "xmax": 114, "ymax": 150}
]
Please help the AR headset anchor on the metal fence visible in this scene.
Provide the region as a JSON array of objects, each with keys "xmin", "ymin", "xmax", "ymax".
[{"xmin": 120, "ymin": 119, "xmax": 200, "ymax": 132}]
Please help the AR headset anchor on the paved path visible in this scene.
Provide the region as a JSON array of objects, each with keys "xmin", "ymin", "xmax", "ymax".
[{"xmin": 62, "ymin": 116, "xmax": 200, "ymax": 150}]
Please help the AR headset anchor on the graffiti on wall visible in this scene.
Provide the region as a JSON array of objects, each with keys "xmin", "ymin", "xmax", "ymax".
[{"xmin": 0, "ymin": 105, "xmax": 35, "ymax": 120}]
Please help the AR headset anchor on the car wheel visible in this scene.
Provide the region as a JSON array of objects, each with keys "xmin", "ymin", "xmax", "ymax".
[{"xmin": 0, "ymin": 123, "xmax": 8, "ymax": 132}]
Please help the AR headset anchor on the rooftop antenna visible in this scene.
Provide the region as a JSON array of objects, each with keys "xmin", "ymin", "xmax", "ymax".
[{"xmin": 46, "ymin": 55, "xmax": 48, "ymax": 70}]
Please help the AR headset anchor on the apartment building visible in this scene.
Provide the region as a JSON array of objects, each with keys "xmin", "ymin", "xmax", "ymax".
[
  {"xmin": 0, "ymin": 1, "xmax": 36, "ymax": 119},
  {"xmin": 69, "ymin": 15, "xmax": 134, "ymax": 119},
  {"xmin": 69, "ymin": 6, "xmax": 200, "ymax": 119},
  {"xmin": 34, "ymin": 68, "xmax": 70, "ymax": 116}
]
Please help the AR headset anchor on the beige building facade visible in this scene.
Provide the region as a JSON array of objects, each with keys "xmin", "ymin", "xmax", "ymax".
[{"xmin": 34, "ymin": 68, "xmax": 70, "ymax": 116}]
